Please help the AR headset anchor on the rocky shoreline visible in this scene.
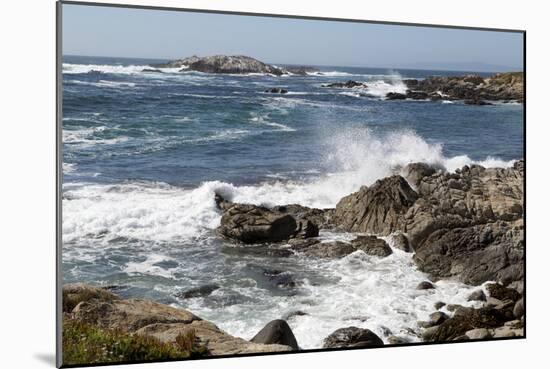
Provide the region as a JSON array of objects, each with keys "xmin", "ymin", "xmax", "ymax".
[
  {"xmin": 64, "ymin": 160, "xmax": 524, "ymax": 363},
  {"xmin": 324, "ymin": 72, "xmax": 524, "ymax": 104}
]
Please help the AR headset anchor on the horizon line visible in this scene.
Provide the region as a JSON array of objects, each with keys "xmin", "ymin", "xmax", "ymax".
[{"xmin": 62, "ymin": 53, "xmax": 522, "ymax": 74}]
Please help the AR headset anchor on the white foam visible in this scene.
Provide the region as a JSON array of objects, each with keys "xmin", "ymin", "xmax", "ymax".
[
  {"xmin": 63, "ymin": 129, "xmax": 517, "ymax": 245},
  {"xmin": 63, "ymin": 126, "xmax": 129, "ymax": 147},
  {"xmin": 123, "ymin": 254, "xmax": 177, "ymax": 279},
  {"xmin": 249, "ymin": 112, "xmax": 296, "ymax": 132}
]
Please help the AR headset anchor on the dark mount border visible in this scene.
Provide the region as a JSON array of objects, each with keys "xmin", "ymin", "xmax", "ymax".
[{"xmin": 56, "ymin": 1, "xmax": 526, "ymax": 368}]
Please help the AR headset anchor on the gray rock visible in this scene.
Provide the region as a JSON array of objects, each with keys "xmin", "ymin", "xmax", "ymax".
[
  {"xmin": 323, "ymin": 327, "xmax": 383, "ymax": 348},
  {"xmin": 160, "ymin": 55, "xmax": 285, "ymax": 76},
  {"xmin": 421, "ymin": 326, "xmax": 439, "ymax": 341},
  {"xmin": 429, "ymin": 312, "xmax": 450, "ymax": 325},
  {"xmin": 333, "ymin": 176, "xmax": 419, "ymax": 235},
  {"xmin": 434, "ymin": 301, "xmax": 446, "ymax": 310},
  {"xmin": 176, "ymin": 284, "xmax": 220, "ymax": 299},
  {"xmin": 424, "ymin": 307, "xmax": 508, "ymax": 342},
  {"xmin": 416, "ymin": 281, "xmax": 436, "ymax": 290},
  {"xmin": 388, "ymin": 336, "xmax": 412, "ymax": 344},
  {"xmin": 486, "ymin": 283, "xmax": 521, "ymax": 302},
  {"xmin": 465, "ymin": 328, "xmax": 492, "ymax": 340},
  {"xmin": 350, "ymin": 236, "xmax": 393, "ymax": 257},
  {"xmin": 389, "ymin": 233, "xmax": 412, "ymax": 252},
  {"xmin": 402, "ymin": 162, "xmax": 437, "ymax": 188},
  {"xmin": 250, "ymin": 319, "xmax": 299, "ymax": 350},
  {"xmin": 300, "ymin": 241, "xmax": 356, "ymax": 258},
  {"xmin": 467, "ymin": 290, "xmax": 487, "ymax": 302}
]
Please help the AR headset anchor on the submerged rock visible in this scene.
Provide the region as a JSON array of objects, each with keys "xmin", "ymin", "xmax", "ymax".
[
  {"xmin": 176, "ymin": 284, "xmax": 220, "ymax": 299},
  {"xmin": 250, "ymin": 319, "xmax": 299, "ymax": 350},
  {"xmin": 322, "ymin": 80, "xmax": 366, "ymax": 88},
  {"xmin": 265, "ymin": 87, "xmax": 288, "ymax": 94},
  {"xmin": 323, "ymin": 327, "xmax": 383, "ymax": 348}
]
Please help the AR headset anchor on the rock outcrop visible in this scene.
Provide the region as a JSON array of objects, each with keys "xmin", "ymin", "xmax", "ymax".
[
  {"xmin": 332, "ymin": 160, "xmax": 524, "ymax": 286},
  {"xmin": 154, "ymin": 55, "xmax": 318, "ymax": 77},
  {"xmin": 63, "ymin": 284, "xmax": 293, "ymax": 356},
  {"xmin": 216, "ymin": 194, "xmax": 326, "ymax": 244},
  {"xmin": 398, "ymin": 72, "xmax": 524, "ymax": 103},
  {"xmin": 323, "ymin": 327, "xmax": 384, "ymax": 348}
]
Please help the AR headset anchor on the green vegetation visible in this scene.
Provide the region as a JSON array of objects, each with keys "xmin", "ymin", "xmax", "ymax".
[{"xmin": 62, "ymin": 319, "xmax": 207, "ymax": 366}]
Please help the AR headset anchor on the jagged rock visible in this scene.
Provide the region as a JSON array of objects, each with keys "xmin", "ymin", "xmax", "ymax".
[
  {"xmin": 323, "ymin": 327, "xmax": 383, "ymax": 348},
  {"xmin": 467, "ymin": 290, "xmax": 487, "ymax": 302},
  {"xmin": 395, "ymin": 73, "xmax": 523, "ymax": 103},
  {"xmin": 333, "ymin": 176, "xmax": 419, "ymax": 235},
  {"xmin": 424, "ymin": 307, "xmax": 508, "ymax": 341},
  {"xmin": 250, "ymin": 320, "xmax": 299, "ymax": 350},
  {"xmin": 465, "ymin": 99, "xmax": 492, "ymax": 105},
  {"xmin": 350, "ymin": 236, "xmax": 393, "ymax": 257},
  {"xmin": 401, "ymin": 162, "xmax": 438, "ymax": 188},
  {"xmin": 416, "ymin": 281, "xmax": 436, "ymax": 290},
  {"xmin": 389, "ymin": 232, "xmax": 412, "ymax": 252},
  {"xmin": 176, "ymin": 285, "xmax": 220, "ymax": 299},
  {"xmin": 486, "ymin": 283, "xmax": 521, "ymax": 302}
]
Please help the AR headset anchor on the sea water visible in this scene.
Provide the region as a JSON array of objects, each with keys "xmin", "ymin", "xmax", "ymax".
[{"xmin": 62, "ymin": 55, "xmax": 523, "ymax": 347}]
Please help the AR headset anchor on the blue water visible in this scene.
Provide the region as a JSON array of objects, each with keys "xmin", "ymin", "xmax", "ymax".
[{"xmin": 61, "ymin": 55, "xmax": 523, "ymax": 348}]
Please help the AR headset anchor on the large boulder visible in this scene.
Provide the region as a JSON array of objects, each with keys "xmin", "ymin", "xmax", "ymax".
[
  {"xmin": 333, "ymin": 176, "xmax": 419, "ymax": 235},
  {"xmin": 250, "ymin": 320, "xmax": 299, "ymax": 350},
  {"xmin": 323, "ymin": 327, "xmax": 383, "ymax": 348},
  {"xmin": 218, "ymin": 203, "xmax": 298, "ymax": 243},
  {"xmin": 350, "ymin": 236, "xmax": 393, "ymax": 257},
  {"xmin": 216, "ymin": 195, "xmax": 323, "ymax": 244}
]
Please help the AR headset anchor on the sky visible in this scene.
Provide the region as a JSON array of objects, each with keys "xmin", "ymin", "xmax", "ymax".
[{"xmin": 62, "ymin": 4, "xmax": 524, "ymax": 72}]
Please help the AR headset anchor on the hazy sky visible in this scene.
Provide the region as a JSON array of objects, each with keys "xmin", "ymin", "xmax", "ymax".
[{"xmin": 62, "ymin": 4, "xmax": 523, "ymax": 72}]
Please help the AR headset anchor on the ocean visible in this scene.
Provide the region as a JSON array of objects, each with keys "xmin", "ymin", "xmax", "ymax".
[{"xmin": 61, "ymin": 55, "xmax": 524, "ymax": 348}]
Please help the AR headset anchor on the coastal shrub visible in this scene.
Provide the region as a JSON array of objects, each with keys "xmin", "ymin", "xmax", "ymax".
[{"xmin": 62, "ymin": 319, "xmax": 206, "ymax": 365}]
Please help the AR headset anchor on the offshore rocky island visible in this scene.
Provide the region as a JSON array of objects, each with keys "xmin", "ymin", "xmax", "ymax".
[
  {"xmin": 63, "ymin": 158, "xmax": 524, "ymax": 364},
  {"xmin": 148, "ymin": 54, "xmax": 523, "ymax": 104}
]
